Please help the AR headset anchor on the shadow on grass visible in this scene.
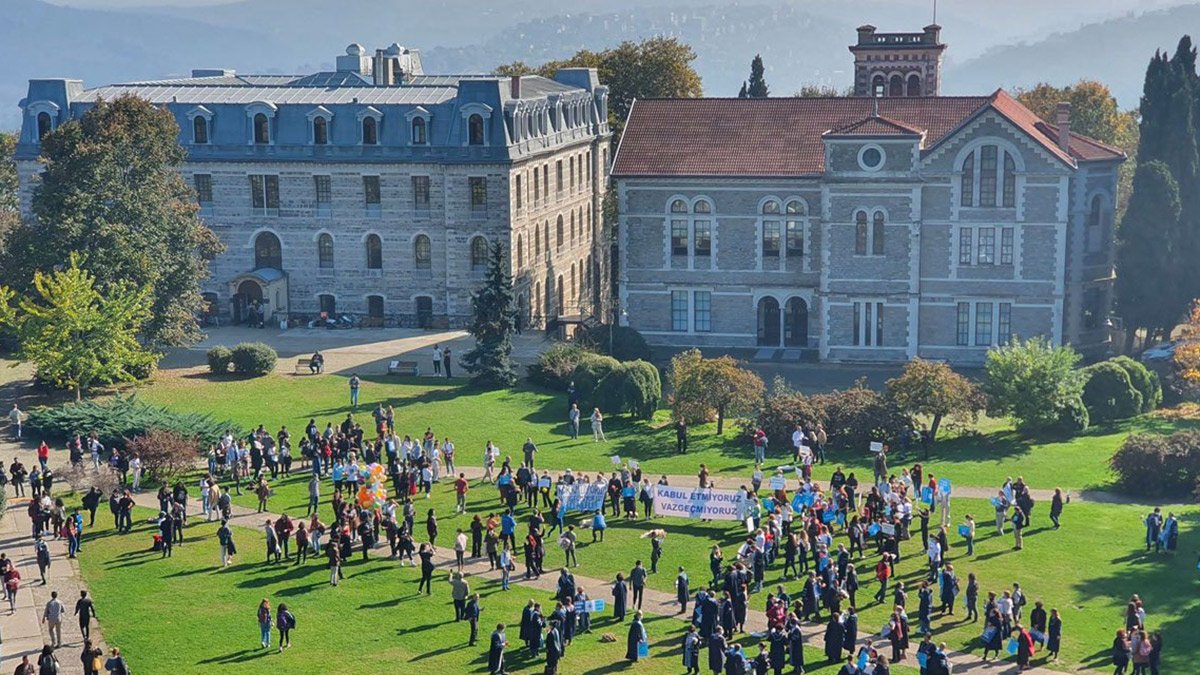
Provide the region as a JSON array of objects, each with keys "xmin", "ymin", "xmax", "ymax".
[{"xmin": 195, "ymin": 647, "xmax": 275, "ymax": 666}]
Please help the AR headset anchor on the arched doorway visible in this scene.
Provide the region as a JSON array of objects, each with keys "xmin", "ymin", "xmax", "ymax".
[
  {"xmin": 784, "ymin": 297, "xmax": 809, "ymax": 347},
  {"xmin": 757, "ymin": 297, "xmax": 781, "ymax": 347},
  {"xmin": 232, "ymin": 280, "xmax": 263, "ymax": 325}
]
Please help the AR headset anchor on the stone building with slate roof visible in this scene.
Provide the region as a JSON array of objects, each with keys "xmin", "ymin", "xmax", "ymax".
[
  {"xmin": 611, "ymin": 26, "xmax": 1125, "ymax": 364},
  {"xmin": 15, "ymin": 43, "xmax": 611, "ymax": 330}
]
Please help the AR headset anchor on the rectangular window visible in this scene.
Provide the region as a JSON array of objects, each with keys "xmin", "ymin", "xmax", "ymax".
[
  {"xmin": 469, "ymin": 177, "xmax": 487, "ymax": 214},
  {"xmin": 1000, "ymin": 227, "xmax": 1014, "ymax": 265},
  {"xmin": 693, "ymin": 220, "xmax": 711, "ymax": 258},
  {"xmin": 194, "ymin": 174, "xmax": 213, "ymax": 205},
  {"xmin": 864, "ymin": 301, "xmax": 873, "ymax": 346},
  {"xmin": 998, "ymin": 302, "xmax": 1012, "ymax": 344},
  {"xmin": 977, "ymin": 227, "xmax": 995, "ymax": 265},
  {"xmin": 875, "ymin": 302, "xmax": 884, "ymax": 346},
  {"xmin": 671, "ymin": 291, "xmax": 688, "ymax": 331},
  {"xmin": 961, "ymin": 156, "xmax": 975, "ymax": 207},
  {"xmin": 363, "ymin": 175, "xmax": 381, "ymax": 217},
  {"xmin": 249, "ymin": 175, "xmax": 279, "ymax": 215},
  {"xmin": 958, "ymin": 228, "xmax": 972, "ymax": 265},
  {"xmin": 693, "ymin": 291, "xmax": 712, "ymax": 332},
  {"xmin": 956, "ymin": 302, "xmax": 970, "ymax": 346},
  {"xmin": 671, "ymin": 220, "xmax": 689, "ymax": 256},
  {"xmin": 313, "ymin": 175, "xmax": 331, "ymax": 217},
  {"xmin": 556, "ymin": 160, "xmax": 563, "ymax": 195},
  {"xmin": 852, "ymin": 302, "xmax": 861, "ymax": 346},
  {"xmin": 979, "ymin": 146, "xmax": 997, "ymax": 207},
  {"xmin": 762, "ymin": 221, "xmax": 781, "ymax": 256},
  {"xmin": 515, "ymin": 174, "xmax": 522, "ymax": 210},
  {"xmin": 785, "ymin": 220, "xmax": 804, "ymax": 257},
  {"xmin": 975, "ymin": 301, "xmax": 993, "ymax": 346},
  {"xmin": 412, "ymin": 175, "xmax": 431, "ymax": 211}
]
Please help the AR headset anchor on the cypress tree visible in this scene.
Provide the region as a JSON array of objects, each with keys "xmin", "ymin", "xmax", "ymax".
[
  {"xmin": 747, "ymin": 54, "xmax": 770, "ymax": 98},
  {"xmin": 1116, "ymin": 161, "xmax": 1183, "ymax": 349},
  {"xmin": 737, "ymin": 81, "xmax": 749, "ymax": 98}
]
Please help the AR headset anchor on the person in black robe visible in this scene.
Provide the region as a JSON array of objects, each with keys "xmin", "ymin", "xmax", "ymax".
[
  {"xmin": 843, "ymin": 607, "xmax": 858, "ymax": 654},
  {"xmin": 487, "ymin": 624, "xmax": 507, "ymax": 675},
  {"xmin": 683, "ymin": 625, "xmax": 702, "ymax": 675},
  {"xmin": 752, "ymin": 643, "xmax": 771, "ymax": 675},
  {"xmin": 612, "ymin": 574, "xmax": 628, "ymax": 622},
  {"xmin": 545, "ymin": 623, "xmax": 563, "ymax": 674},
  {"xmin": 801, "ymin": 575, "xmax": 819, "ymax": 621},
  {"xmin": 732, "ymin": 585, "xmax": 749, "ymax": 633},
  {"xmin": 527, "ymin": 605, "xmax": 544, "ymax": 657},
  {"xmin": 676, "ymin": 567, "xmax": 691, "ymax": 615},
  {"xmin": 719, "ymin": 594, "xmax": 736, "ymax": 636},
  {"xmin": 836, "ymin": 654, "xmax": 858, "ymax": 675},
  {"xmin": 626, "ymin": 611, "xmax": 647, "ymax": 661},
  {"xmin": 699, "ymin": 591, "xmax": 718, "ymax": 640},
  {"xmin": 824, "ymin": 612, "xmax": 845, "ymax": 663},
  {"xmin": 786, "ymin": 619, "xmax": 805, "ymax": 674},
  {"xmin": 768, "ymin": 626, "xmax": 788, "ymax": 675},
  {"xmin": 726, "ymin": 644, "xmax": 748, "ymax": 675},
  {"xmin": 519, "ymin": 601, "xmax": 536, "ymax": 653},
  {"xmin": 1046, "ymin": 609, "xmax": 1062, "ymax": 660},
  {"xmin": 709, "ymin": 627, "xmax": 728, "ymax": 675}
]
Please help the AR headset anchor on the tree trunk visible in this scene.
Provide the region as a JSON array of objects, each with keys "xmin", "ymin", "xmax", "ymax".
[
  {"xmin": 929, "ymin": 414, "xmax": 943, "ymax": 444},
  {"xmin": 75, "ymin": 384, "xmax": 82, "ymax": 401},
  {"xmin": 716, "ymin": 404, "xmax": 726, "ymax": 435}
]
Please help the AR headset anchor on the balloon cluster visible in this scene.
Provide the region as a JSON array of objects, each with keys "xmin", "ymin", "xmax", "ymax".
[{"xmin": 356, "ymin": 462, "xmax": 388, "ymax": 509}]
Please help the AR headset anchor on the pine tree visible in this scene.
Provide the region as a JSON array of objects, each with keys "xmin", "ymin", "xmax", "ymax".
[
  {"xmin": 461, "ymin": 242, "xmax": 519, "ymax": 388},
  {"xmin": 747, "ymin": 54, "xmax": 770, "ymax": 98},
  {"xmin": 737, "ymin": 81, "xmax": 749, "ymax": 98},
  {"xmin": 1116, "ymin": 161, "xmax": 1183, "ymax": 350}
]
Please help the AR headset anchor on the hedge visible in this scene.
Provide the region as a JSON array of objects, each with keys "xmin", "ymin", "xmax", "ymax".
[
  {"xmin": 25, "ymin": 395, "xmax": 234, "ymax": 447},
  {"xmin": 230, "ymin": 342, "xmax": 278, "ymax": 376},
  {"xmin": 206, "ymin": 345, "xmax": 233, "ymax": 374},
  {"xmin": 1110, "ymin": 430, "xmax": 1200, "ymax": 498}
]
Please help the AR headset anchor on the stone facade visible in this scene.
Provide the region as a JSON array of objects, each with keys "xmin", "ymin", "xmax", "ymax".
[{"xmin": 14, "ymin": 44, "xmax": 611, "ymax": 328}]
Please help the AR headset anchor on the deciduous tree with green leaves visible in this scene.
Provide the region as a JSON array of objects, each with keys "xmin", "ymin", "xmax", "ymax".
[
  {"xmin": 885, "ymin": 357, "xmax": 985, "ymax": 443},
  {"xmin": 461, "ymin": 242, "xmax": 518, "ymax": 389},
  {"xmin": 0, "ymin": 95, "xmax": 222, "ymax": 348},
  {"xmin": 0, "ymin": 132, "xmax": 18, "ymax": 256},
  {"xmin": 669, "ymin": 348, "xmax": 764, "ymax": 434},
  {"xmin": 0, "ymin": 256, "xmax": 156, "ymax": 400},
  {"xmin": 983, "ymin": 337, "xmax": 1085, "ymax": 433}
]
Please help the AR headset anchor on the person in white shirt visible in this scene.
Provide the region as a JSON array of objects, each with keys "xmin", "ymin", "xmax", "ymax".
[
  {"xmin": 483, "ymin": 442, "xmax": 497, "ymax": 483},
  {"xmin": 791, "ymin": 425, "xmax": 805, "ymax": 460},
  {"xmin": 7, "ymin": 404, "xmax": 23, "ymax": 440},
  {"xmin": 927, "ymin": 537, "xmax": 942, "ymax": 577},
  {"xmin": 432, "ymin": 344, "xmax": 443, "ymax": 375},
  {"xmin": 130, "ymin": 455, "xmax": 143, "ymax": 492},
  {"xmin": 454, "ymin": 529, "xmax": 469, "ymax": 573}
]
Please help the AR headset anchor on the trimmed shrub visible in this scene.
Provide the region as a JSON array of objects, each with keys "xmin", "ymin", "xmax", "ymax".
[
  {"xmin": 25, "ymin": 395, "xmax": 233, "ymax": 447},
  {"xmin": 126, "ymin": 429, "xmax": 202, "ymax": 485},
  {"xmin": 1082, "ymin": 361, "xmax": 1142, "ymax": 423},
  {"xmin": 570, "ymin": 353, "xmax": 621, "ymax": 410},
  {"xmin": 578, "ymin": 324, "xmax": 652, "ymax": 362},
  {"xmin": 528, "ymin": 343, "xmax": 593, "ymax": 390},
  {"xmin": 1111, "ymin": 431, "xmax": 1200, "ymax": 497},
  {"xmin": 230, "ymin": 342, "xmax": 277, "ymax": 376},
  {"xmin": 1109, "ymin": 355, "xmax": 1161, "ymax": 413},
  {"xmin": 206, "ymin": 345, "xmax": 233, "ymax": 374},
  {"xmin": 1051, "ymin": 395, "xmax": 1090, "ymax": 435},
  {"xmin": 594, "ymin": 360, "xmax": 662, "ymax": 420},
  {"xmin": 742, "ymin": 378, "xmax": 826, "ymax": 449},
  {"xmin": 811, "ymin": 382, "xmax": 912, "ymax": 452}
]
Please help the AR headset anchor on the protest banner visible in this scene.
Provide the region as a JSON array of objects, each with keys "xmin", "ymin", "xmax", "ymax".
[
  {"xmin": 654, "ymin": 485, "xmax": 751, "ymax": 521},
  {"xmin": 610, "ymin": 455, "xmax": 621, "ymax": 465},
  {"xmin": 557, "ymin": 482, "xmax": 608, "ymax": 514},
  {"xmin": 869, "ymin": 441, "xmax": 884, "ymax": 453},
  {"xmin": 769, "ymin": 475, "xmax": 787, "ymax": 491}
]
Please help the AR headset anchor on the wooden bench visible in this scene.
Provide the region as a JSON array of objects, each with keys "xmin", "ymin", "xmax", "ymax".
[
  {"xmin": 295, "ymin": 358, "xmax": 321, "ymax": 374},
  {"xmin": 387, "ymin": 360, "xmax": 420, "ymax": 376}
]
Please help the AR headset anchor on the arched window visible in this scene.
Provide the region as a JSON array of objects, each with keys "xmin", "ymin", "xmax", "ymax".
[
  {"xmin": 570, "ymin": 211, "xmax": 576, "ymax": 244},
  {"xmin": 556, "ymin": 275, "xmax": 564, "ymax": 314},
  {"xmin": 670, "ymin": 199, "xmax": 688, "ymax": 214},
  {"xmin": 762, "ymin": 200, "xmax": 782, "ymax": 257},
  {"xmin": 468, "ymin": 114, "xmax": 485, "ymax": 145},
  {"xmin": 414, "ymin": 234, "xmax": 431, "ymax": 269},
  {"xmin": 317, "ymin": 233, "xmax": 334, "ymax": 269},
  {"xmin": 36, "ymin": 112, "xmax": 52, "ymax": 140},
  {"xmin": 254, "ymin": 231, "xmax": 282, "ymax": 269},
  {"xmin": 411, "ymin": 117, "xmax": 427, "ymax": 145},
  {"xmin": 556, "ymin": 215, "xmax": 564, "ymax": 250},
  {"xmin": 872, "ymin": 75, "xmax": 886, "ymax": 97},
  {"xmin": 312, "ymin": 116, "xmax": 328, "ymax": 145},
  {"xmin": 888, "ymin": 74, "xmax": 903, "ymax": 97},
  {"xmin": 516, "ymin": 234, "xmax": 524, "ymax": 268},
  {"xmin": 785, "ymin": 200, "xmax": 805, "ymax": 257},
  {"xmin": 534, "ymin": 227, "xmax": 541, "ymax": 257},
  {"xmin": 570, "ymin": 265, "xmax": 577, "ymax": 302},
  {"xmin": 365, "ymin": 234, "xmax": 383, "ymax": 269},
  {"xmin": 470, "ymin": 236, "xmax": 488, "ymax": 271},
  {"xmin": 960, "ymin": 151, "xmax": 975, "ymax": 207},
  {"xmin": 872, "ymin": 211, "xmax": 886, "ymax": 255},
  {"xmin": 979, "ymin": 145, "xmax": 998, "ymax": 207},
  {"xmin": 1003, "ymin": 154, "xmax": 1016, "ymax": 208},
  {"xmin": 361, "ymin": 116, "xmax": 378, "ymax": 145},
  {"xmin": 854, "ymin": 210, "xmax": 868, "ymax": 255},
  {"xmin": 543, "ymin": 222, "xmax": 550, "ymax": 253},
  {"xmin": 192, "ymin": 116, "xmax": 208, "ymax": 144},
  {"xmin": 906, "ymin": 74, "xmax": 921, "ymax": 96},
  {"xmin": 694, "ymin": 200, "xmax": 711, "ymax": 214},
  {"xmin": 253, "ymin": 113, "xmax": 270, "ymax": 144}
]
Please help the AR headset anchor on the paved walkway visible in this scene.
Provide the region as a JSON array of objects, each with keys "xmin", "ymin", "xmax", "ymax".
[
  {"xmin": 0, "ymin": 499, "xmax": 106, "ymax": 675},
  {"xmin": 123, "ymin": 489, "xmax": 1091, "ymax": 675}
]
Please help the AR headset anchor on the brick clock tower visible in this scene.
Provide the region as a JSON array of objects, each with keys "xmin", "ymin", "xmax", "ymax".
[{"xmin": 850, "ymin": 24, "xmax": 946, "ymax": 97}]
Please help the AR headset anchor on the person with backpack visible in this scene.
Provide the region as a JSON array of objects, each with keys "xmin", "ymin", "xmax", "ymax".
[
  {"xmin": 276, "ymin": 603, "xmax": 295, "ymax": 652},
  {"xmin": 103, "ymin": 647, "xmax": 130, "ymax": 675},
  {"xmin": 80, "ymin": 640, "xmax": 103, "ymax": 675},
  {"xmin": 256, "ymin": 598, "xmax": 272, "ymax": 649},
  {"xmin": 34, "ymin": 537, "xmax": 51, "ymax": 584},
  {"xmin": 36, "ymin": 645, "xmax": 59, "ymax": 675}
]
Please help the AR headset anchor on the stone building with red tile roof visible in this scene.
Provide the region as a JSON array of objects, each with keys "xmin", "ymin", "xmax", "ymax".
[{"xmin": 610, "ymin": 26, "xmax": 1125, "ymax": 365}]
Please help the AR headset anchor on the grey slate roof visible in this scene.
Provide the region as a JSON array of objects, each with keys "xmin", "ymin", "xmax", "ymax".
[{"xmin": 79, "ymin": 84, "xmax": 460, "ymax": 106}]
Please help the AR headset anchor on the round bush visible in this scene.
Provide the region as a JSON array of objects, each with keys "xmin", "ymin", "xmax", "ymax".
[
  {"xmin": 569, "ymin": 353, "xmax": 620, "ymax": 409},
  {"xmin": 578, "ymin": 324, "xmax": 652, "ymax": 362},
  {"xmin": 594, "ymin": 360, "xmax": 662, "ymax": 420},
  {"xmin": 1082, "ymin": 361, "xmax": 1142, "ymax": 423},
  {"xmin": 206, "ymin": 345, "xmax": 233, "ymax": 374},
  {"xmin": 1109, "ymin": 355, "xmax": 1162, "ymax": 413},
  {"xmin": 528, "ymin": 343, "xmax": 592, "ymax": 390},
  {"xmin": 230, "ymin": 342, "xmax": 278, "ymax": 376},
  {"xmin": 1051, "ymin": 395, "xmax": 1090, "ymax": 435}
]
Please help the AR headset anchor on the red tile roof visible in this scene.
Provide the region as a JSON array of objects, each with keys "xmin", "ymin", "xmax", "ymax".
[
  {"xmin": 824, "ymin": 114, "xmax": 925, "ymax": 137},
  {"xmin": 611, "ymin": 89, "xmax": 1125, "ymax": 178}
]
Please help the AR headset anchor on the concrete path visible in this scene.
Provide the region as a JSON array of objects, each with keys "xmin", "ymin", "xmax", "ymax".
[
  {"xmin": 124, "ymin": 489, "xmax": 1092, "ymax": 675},
  {"xmin": 0, "ymin": 499, "xmax": 106, "ymax": 675}
]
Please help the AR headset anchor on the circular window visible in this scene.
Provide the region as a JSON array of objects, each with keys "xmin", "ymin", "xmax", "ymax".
[{"xmin": 858, "ymin": 145, "xmax": 885, "ymax": 171}]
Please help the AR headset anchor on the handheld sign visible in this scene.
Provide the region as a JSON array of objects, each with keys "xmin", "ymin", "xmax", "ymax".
[
  {"xmin": 610, "ymin": 456, "xmax": 621, "ymax": 465},
  {"xmin": 917, "ymin": 653, "xmax": 927, "ymax": 669},
  {"xmin": 630, "ymin": 460, "xmax": 639, "ymax": 470},
  {"xmin": 867, "ymin": 523, "xmax": 881, "ymax": 537},
  {"xmin": 958, "ymin": 524, "xmax": 971, "ymax": 538},
  {"xmin": 769, "ymin": 476, "xmax": 786, "ymax": 491},
  {"xmin": 939, "ymin": 478, "xmax": 952, "ymax": 495},
  {"xmin": 538, "ymin": 476, "xmax": 552, "ymax": 489},
  {"xmin": 869, "ymin": 441, "xmax": 883, "ymax": 453},
  {"xmin": 822, "ymin": 510, "xmax": 836, "ymax": 524},
  {"xmin": 921, "ymin": 486, "xmax": 933, "ymax": 504}
]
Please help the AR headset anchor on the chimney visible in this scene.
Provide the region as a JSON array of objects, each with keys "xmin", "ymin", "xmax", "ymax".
[
  {"xmin": 1054, "ymin": 102, "xmax": 1072, "ymax": 151},
  {"xmin": 856, "ymin": 24, "xmax": 877, "ymax": 45},
  {"xmin": 510, "ymin": 75, "xmax": 522, "ymax": 99},
  {"xmin": 373, "ymin": 49, "xmax": 387, "ymax": 85}
]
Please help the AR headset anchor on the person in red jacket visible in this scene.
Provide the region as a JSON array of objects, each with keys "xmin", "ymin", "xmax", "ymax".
[{"xmin": 37, "ymin": 441, "xmax": 50, "ymax": 471}]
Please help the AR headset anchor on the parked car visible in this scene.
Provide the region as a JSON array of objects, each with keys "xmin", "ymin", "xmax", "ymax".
[{"xmin": 1141, "ymin": 340, "xmax": 1183, "ymax": 363}]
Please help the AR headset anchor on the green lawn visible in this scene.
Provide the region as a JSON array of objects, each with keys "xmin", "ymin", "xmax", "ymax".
[
  {"xmin": 137, "ymin": 371, "xmax": 1196, "ymax": 491},
  {"xmin": 78, "ymin": 506, "xmax": 917, "ymax": 674}
]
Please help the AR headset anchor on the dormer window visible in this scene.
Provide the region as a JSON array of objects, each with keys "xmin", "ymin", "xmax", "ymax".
[
  {"xmin": 357, "ymin": 107, "xmax": 382, "ymax": 146},
  {"xmin": 253, "ymin": 114, "xmax": 270, "ymax": 144},
  {"xmin": 28, "ymin": 101, "xmax": 60, "ymax": 142},
  {"xmin": 306, "ymin": 106, "xmax": 333, "ymax": 146},
  {"xmin": 461, "ymin": 103, "xmax": 493, "ymax": 147},
  {"xmin": 37, "ymin": 113, "xmax": 52, "ymax": 140},
  {"xmin": 186, "ymin": 106, "xmax": 213, "ymax": 145},
  {"xmin": 412, "ymin": 117, "xmax": 426, "ymax": 144},
  {"xmin": 246, "ymin": 102, "xmax": 277, "ymax": 145},
  {"xmin": 468, "ymin": 114, "xmax": 484, "ymax": 145}
]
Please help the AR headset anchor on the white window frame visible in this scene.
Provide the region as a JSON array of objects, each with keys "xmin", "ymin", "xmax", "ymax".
[
  {"xmin": 460, "ymin": 102, "xmax": 493, "ymax": 146},
  {"xmin": 405, "ymin": 106, "xmax": 431, "ymax": 145},
  {"xmin": 668, "ymin": 288, "xmax": 714, "ymax": 334},
  {"xmin": 954, "ymin": 300, "xmax": 1014, "ymax": 347},
  {"xmin": 357, "ymin": 106, "xmax": 383, "ymax": 146},
  {"xmin": 186, "ymin": 106, "xmax": 214, "ymax": 145},
  {"xmin": 665, "ymin": 196, "xmax": 716, "ymax": 271},
  {"xmin": 955, "ymin": 225, "xmax": 1014, "ymax": 267},
  {"xmin": 305, "ymin": 106, "xmax": 333, "ymax": 146},
  {"xmin": 852, "ymin": 208, "xmax": 887, "ymax": 257},
  {"xmin": 955, "ymin": 140, "xmax": 1024, "ymax": 210},
  {"xmin": 857, "ymin": 143, "xmax": 886, "ymax": 172},
  {"xmin": 245, "ymin": 101, "xmax": 278, "ymax": 146},
  {"xmin": 248, "ymin": 174, "xmax": 280, "ymax": 216},
  {"xmin": 26, "ymin": 100, "xmax": 60, "ymax": 142},
  {"xmin": 850, "ymin": 299, "xmax": 886, "ymax": 347}
]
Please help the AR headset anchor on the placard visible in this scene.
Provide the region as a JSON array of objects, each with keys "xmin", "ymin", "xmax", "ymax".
[
  {"xmin": 557, "ymin": 483, "xmax": 608, "ymax": 514},
  {"xmin": 629, "ymin": 460, "xmax": 639, "ymax": 470},
  {"xmin": 584, "ymin": 599, "xmax": 606, "ymax": 613},
  {"xmin": 610, "ymin": 455, "xmax": 621, "ymax": 465},
  {"xmin": 879, "ymin": 523, "xmax": 896, "ymax": 536},
  {"xmin": 939, "ymin": 478, "xmax": 952, "ymax": 495},
  {"xmin": 869, "ymin": 441, "xmax": 883, "ymax": 453},
  {"xmin": 538, "ymin": 476, "xmax": 552, "ymax": 489},
  {"xmin": 769, "ymin": 476, "xmax": 787, "ymax": 491},
  {"xmin": 653, "ymin": 485, "xmax": 751, "ymax": 521}
]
